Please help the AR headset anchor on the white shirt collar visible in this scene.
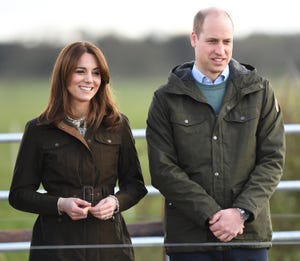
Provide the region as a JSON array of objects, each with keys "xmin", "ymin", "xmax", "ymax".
[{"xmin": 192, "ymin": 63, "xmax": 230, "ymax": 85}]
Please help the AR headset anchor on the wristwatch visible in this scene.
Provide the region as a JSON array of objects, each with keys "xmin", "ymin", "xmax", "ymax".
[{"xmin": 236, "ymin": 208, "xmax": 250, "ymax": 221}]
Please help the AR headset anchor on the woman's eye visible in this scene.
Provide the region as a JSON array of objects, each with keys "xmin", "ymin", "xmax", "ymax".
[{"xmin": 75, "ymin": 69, "xmax": 85, "ymax": 74}]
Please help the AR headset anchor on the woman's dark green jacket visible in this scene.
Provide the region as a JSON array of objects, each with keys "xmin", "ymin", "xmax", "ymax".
[{"xmin": 9, "ymin": 115, "xmax": 147, "ymax": 261}]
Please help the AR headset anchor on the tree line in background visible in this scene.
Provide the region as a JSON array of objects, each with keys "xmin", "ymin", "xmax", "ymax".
[{"xmin": 1, "ymin": 33, "xmax": 300, "ymax": 81}]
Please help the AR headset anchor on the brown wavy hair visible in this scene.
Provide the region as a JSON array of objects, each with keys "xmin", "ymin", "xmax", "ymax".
[{"xmin": 39, "ymin": 41, "xmax": 121, "ymax": 131}]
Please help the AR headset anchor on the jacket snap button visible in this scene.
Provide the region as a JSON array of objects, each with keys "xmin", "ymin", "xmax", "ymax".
[
  {"xmin": 54, "ymin": 143, "xmax": 59, "ymax": 147},
  {"xmin": 240, "ymin": 116, "xmax": 246, "ymax": 121},
  {"xmin": 107, "ymin": 139, "xmax": 112, "ymax": 143},
  {"xmin": 213, "ymin": 136, "xmax": 218, "ymax": 140},
  {"xmin": 184, "ymin": 119, "xmax": 189, "ymax": 124},
  {"xmin": 214, "ymin": 172, "xmax": 219, "ymax": 176}
]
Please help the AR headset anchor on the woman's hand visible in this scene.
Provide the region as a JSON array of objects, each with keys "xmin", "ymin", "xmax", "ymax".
[
  {"xmin": 89, "ymin": 196, "xmax": 117, "ymax": 220},
  {"xmin": 57, "ymin": 197, "xmax": 91, "ymax": 220}
]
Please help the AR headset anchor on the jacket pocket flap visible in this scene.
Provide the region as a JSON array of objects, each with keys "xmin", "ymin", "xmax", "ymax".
[
  {"xmin": 42, "ymin": 139, "xmax": 71, "ymax": 150},
  {"xmin": 94, "ymin": 133, "xmax": 121, "ymax": 145},
  {"xmin": 224, "ymin": 107, "xmax": 259, "ymax": 123},
  {"xmin": 170, "ymin": 113, "xmax": 206, "ymax": 126}
]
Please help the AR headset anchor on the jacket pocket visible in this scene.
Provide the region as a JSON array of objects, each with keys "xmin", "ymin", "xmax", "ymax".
[
  {"xmin": 42, "ymin": 138, "xmax": 72, "ymax": 151},
  {"xmin": 170, "ymin": 113, "xmax": 206, "ymax": 134},
  {"xmin": 224, "ymin": 106, "xmax": 259, "ymax": 123},
  {"xmin": 93, "ymin": 132, "xmax": 121, "ymax": 180},
  {"xmin": 223, "ymin": 106, "xmax": 259, "ymax": 157},
  {"xmin": 41, "ymin": 138, "xmax": 81, "ymax": 181},
  {"xmin": 170, "ymin": 113, "xmax": 210, "ymax": 171}
]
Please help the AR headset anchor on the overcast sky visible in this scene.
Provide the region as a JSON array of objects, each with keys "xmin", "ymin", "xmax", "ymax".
[{"xmin": 1, "ymin": 0, "xmax": 299, "ymax": 43}]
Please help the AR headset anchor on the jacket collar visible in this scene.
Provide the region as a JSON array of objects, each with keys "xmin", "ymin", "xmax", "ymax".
[
  {"xmin": 56, "ymin": 121, "xmax": 90, "ymax": 150},
  {"xmin": 165, "ymin": 59, "xmax": 264, "ymax": 96}
]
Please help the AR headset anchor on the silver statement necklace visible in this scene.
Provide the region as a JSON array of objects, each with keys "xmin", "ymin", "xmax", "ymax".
[{"xmin": 65, "ymin": 115, "xmax": 87, "ymax": 137}]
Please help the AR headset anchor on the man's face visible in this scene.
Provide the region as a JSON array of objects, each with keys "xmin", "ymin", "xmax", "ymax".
[{"xmin": 190, "ymin": 13, "xmax": 233, "ymax": 81}]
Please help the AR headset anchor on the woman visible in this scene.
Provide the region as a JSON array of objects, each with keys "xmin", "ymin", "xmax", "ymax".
[{"xmin": 9, "ymin": 41, "xmax": 147, "ymax": 261}]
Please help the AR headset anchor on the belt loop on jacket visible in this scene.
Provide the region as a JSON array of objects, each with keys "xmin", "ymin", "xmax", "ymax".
[{"xmin": 82, "ymin": 186, "xmax": 94, "ymax": 203}]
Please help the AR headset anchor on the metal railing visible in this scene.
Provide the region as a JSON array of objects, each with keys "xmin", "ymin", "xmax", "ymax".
[
  {"xmin": 2, "ymin": 124, "xmax": 300, "ymax": 143},
  {"xmin": 1, "ymin": 124, "xmax": 300, "ymax": 253}
]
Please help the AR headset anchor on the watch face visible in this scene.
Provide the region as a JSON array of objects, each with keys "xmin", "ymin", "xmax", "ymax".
[
  {"xmin": 237, "ymin": 208, "xmax": 249, "ymax": 220},
  {"xmin": 240, "ymin": 210, "xmax": 245, "ymax": 219}
]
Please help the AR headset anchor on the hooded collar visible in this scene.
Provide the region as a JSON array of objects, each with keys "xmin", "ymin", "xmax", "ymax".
[{"xmin": 164, "ymin": 59, "xmax": 263, "ymax": 97}]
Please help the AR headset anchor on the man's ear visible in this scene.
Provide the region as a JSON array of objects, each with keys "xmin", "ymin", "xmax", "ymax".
[{"xmin": 190, "ymin": 32, "xmax": 197, "ymax": 48}]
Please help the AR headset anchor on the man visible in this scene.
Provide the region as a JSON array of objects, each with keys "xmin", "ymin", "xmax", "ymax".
[{"xmin": 146, "ymin": 7, "xmax": 285, "ymax": 261}]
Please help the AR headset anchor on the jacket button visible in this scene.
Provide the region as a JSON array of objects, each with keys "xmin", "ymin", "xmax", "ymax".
[
  {"xmin": 214, "ymin": 172, "xmax": 220, "ymax": 176},
  {"xmin": 107, "ymin": 139, "xmax": 112, "ymax": 143},
  {"xmin": 240, "ymin": 116, "xmax": 246, "ymax": 121},
  {"xmin": 184, "ymin": 119, "xmax": 189, "ymax": 124},
  {"xmin": 213, "ymin": 135, "xmax": 218, "ymax": 140},
  {"xmin": 54, "ymin": 143, "xmax": 59, "ymax": 147}
]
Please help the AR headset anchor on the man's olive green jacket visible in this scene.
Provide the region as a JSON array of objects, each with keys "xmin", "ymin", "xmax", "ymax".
[{"xmin": 146, "ymin": 59, "xmax": 285, "ymax": 253}]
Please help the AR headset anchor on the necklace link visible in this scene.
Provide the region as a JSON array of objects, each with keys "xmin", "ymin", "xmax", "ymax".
[{"xmin": 65, "ymin": 115, "xmax": 87, "ymax": 136}]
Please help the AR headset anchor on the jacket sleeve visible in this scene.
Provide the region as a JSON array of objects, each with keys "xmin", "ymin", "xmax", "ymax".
[
  {"xmin": 233, "ymin": 80, "xmax": 286, "ymax": 221},
  {"xmin": 146, "ymin": 91, "xmax": 222, "ymax": 226},
  {"xmin": 9, "ymin": 120, "xmax": 59, "ymax": 215},
  {"xmin": 115, "ymin": 115, "xmax": 148, "ymax": 212}
]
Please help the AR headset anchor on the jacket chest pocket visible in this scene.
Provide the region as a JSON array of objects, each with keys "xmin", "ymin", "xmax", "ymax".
[
  {"xmin": 224, "ymin": 106, "xmax": 259, "ymax": 124},
  {"xmin": 42, "ymin": 139, "xmax": 82, "ymax": 180},
  {"xmin": 170, "ymin": 113, "xmax": 210, "ymax": 168},
  {"xmin": 92, "ymin": 133, "xmax": 121, "ymax": 178},
  {"xmin": 223, "ymin": 106, "xmax": 259, "ymax": 152},
  {"xmin": 170, "ymin": 113, "xmax": 207, "ymax": 135},
  {"xmin": 224, "ymin": 106, "xmax": 259, "ymax": 134}
]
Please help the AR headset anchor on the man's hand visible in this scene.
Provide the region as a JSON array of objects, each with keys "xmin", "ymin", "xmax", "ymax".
[{"xmin": 209, "ymin": 208, "xmax": 244, "ymax": 242}]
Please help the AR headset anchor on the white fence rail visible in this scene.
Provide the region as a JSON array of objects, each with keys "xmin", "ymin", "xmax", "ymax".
[{"xmin": 1, "ymin": 124, "xmax": 300, "ymax": 143}]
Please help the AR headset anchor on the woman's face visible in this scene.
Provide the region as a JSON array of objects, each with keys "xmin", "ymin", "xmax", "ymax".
[{"xmin": 67, "ymin": 52, "xmax": 101, "ymax": 109}]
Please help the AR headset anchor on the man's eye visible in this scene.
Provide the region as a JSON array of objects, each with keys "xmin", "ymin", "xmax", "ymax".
[{"xmin": 208, "ymin": 40, "xmax": 217, "ymax": 44}]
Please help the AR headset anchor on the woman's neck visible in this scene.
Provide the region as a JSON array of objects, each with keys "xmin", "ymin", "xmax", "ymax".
[{"xmin": 69, "ymin": 103, "xmax": 89, "ymax": 119}]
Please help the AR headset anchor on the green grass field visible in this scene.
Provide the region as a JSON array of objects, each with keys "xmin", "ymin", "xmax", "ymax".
[{"xmin": 1, "ymin": 77, "xmax": 300, "ymax": 261}]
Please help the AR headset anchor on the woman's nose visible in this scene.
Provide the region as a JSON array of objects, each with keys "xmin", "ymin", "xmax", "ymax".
[{"xmin": 85, "ymin": 72, "xmax": 93, "ymax": 82}]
